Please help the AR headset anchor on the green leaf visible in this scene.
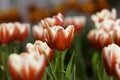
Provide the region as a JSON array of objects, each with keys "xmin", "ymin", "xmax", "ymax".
[
  {"xmin": 92, "ymin": 51, "xmax": 100, "ymax": 79},
  {"xmin": 65, "ymin": 51, "xmax": 74, "ymax": 80}
]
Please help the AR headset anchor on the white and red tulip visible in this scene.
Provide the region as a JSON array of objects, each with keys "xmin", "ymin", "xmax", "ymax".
[
  {"xmin": 102, "ymin": 43, "xmax": 120, "ymax": 79},
  {"xmin": 45, "ymin": 25, "xmax": 74, "ymax": 51},
  {"xmin": 8, "ymin": 52, "xmax": 46, "ymax": 80},
  {"xmin": 26, "ymin": 40, "xmax": 54, "ymax": 61}
]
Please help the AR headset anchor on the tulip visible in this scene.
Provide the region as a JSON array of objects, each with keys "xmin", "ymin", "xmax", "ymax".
[
  {"xmin": 32, "ymin": 25, "xmax": 47, "ymax": 42},
  {"xmin": 0, "ymin": 23, "xmax": 14, "ymax": 45},
  {"xmin": 0, "ymin": 22, "xmax": 30, "ymax": 45},
  {"xmin": 113, "ymin": 27, "xmax": 120, "ymax": 45},
  {"xmin": 33, "ymin": 13, "xmax": 64, "ymax": 42},
  {"xmin": 64, "ymin": 16, "xmax": 86, "ymax": 33},
  {"xmin": 26, "ymin": 40, "xmax": 54, "ymax": 61},
  {"xmin": 8, "ymin": 52, "xmax": 47, "ymax": 80},
  {"xmin": 88, "ymin": 29, "xmax": 112, "ymax": 49},
  {"xmin": 94, "ymin": 19, "xmax": 115, "ymax": 32},
  {"xmin": 102, "ymin": 43, "xmax": 120, "ymax": 79},
  {"xmin": 45, "ymin": 25, "xmax": 74, "ymax": 51},
  {"xmin": 113, "ymin": 19, "xmax": 120, "ymax": 46},
  {"xmin": 40, "ymin": 13, "xmax": 64, "ymax": 28},
  {"xmin": 91, "ymin": 8, "xmax": 117, "ymax": 28},
  {"xmin": 13, "ymin": 22, "xmax": 30, "ymax": 42}
]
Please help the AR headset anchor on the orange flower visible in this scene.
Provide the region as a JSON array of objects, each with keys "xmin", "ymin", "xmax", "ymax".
[
  {"xmin": 26, "ymin": 40, "xmax": 54, "ymax": 61},
  {"xmin": 8, "ymin": 52, "xmax": 47, "ymax": 80},
  {"xmin": 102, "ymin": 43, "xmax": 120, "ymax": 79},
  {"xmin": 45, "ymin": 25, "xmax": 74, "ymax": 51},
  {"xmin": 64, "ymin": 16, "xmax": 86, "ymax": 33}
]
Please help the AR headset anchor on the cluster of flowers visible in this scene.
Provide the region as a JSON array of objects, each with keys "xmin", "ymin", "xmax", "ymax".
[
  {"xmin": 88, "ymin": 8, "xmax": 120, "ymax": 79},
  {"xmin": 33, "ymin": 13, "xmax": 86, "ymax": 51},
  {"xmin": 7, "ymin": 13, "xmax": 86, "ymax": 80},
  {"xmin": 0, "ymin": 22, "xmax": 30, "ymax": 45},
  {"xmin": 88, "ymin": 8, "xmax": 120, "ymax": 49}
]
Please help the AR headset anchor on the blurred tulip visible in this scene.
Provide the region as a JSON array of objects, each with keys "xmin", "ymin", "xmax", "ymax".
[
  {"xmin": 113, "ymin": 19, "xmax": 120, "ymax": 46},
  {"xmin": 0, "ymin": 23, "xmax": 14, "ymax": 45},
  {"xmin": 91, "ymin": 8, "xmax": 117, "ymax": 28},
  {"xmin": 0, "ymin": 22, "xmax": 30, "ymax": 45},
  {"xmin": 8, "ymin": 52, "xmax": 46, "ymax": 80},
  {"xmin": 40, "ymin": 13, "xmax": 64, "ymax": 28},
  {"xmin": 45, "ymin": 25, "xmax": 74, "ymax": 51},
  {"xmin": 94, "ymin": 19, "xmax": 115, "ymax": 32},
  {"xmin": 26, "ymin": 40, "xmax": 54, "ymax": 61},
  {"xmin": 64, "ymin": 16, "xmax": 86, "ymax": 33},
  {"xmin": 102, "ymin": 43, "xmax": 120, "ymax": 79},
  {"xmin": 88, "ymin": 29, "xmax": 112, "ymax": 49},
  {"xmin": 32, "ymin": 25, "xmax": 46, "ymax": 42},
  {"xmin": 13, "ymin": 22, "xmax": 30, "ymax": 42}
]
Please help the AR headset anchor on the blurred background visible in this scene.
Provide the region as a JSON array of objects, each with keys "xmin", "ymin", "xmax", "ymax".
[
  {"xmin": 0, "ymin": 0, "xmax": 115, "ymax": 23},
  {"xmin": 0, "ymin": 0, "xmax": 119, "ymax": 80}
]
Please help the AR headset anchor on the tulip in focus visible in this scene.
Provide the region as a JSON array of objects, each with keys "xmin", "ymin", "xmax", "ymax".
[
  {"xmin": 45, "ymin": 25, "xmax": 74, "ymax": 51},
  {"xmin": 102, "ymin": 43, "xmax": 120, "ymax": 79}
]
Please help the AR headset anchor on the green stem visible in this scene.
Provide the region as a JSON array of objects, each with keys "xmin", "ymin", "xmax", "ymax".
[
  {"xmin": 73, "ymin": 64, "xmax": 76, "ymax": 80},
  {"xmin": 73, "ymin": 34, "xmax": 88, "ymax": 80},
  {"xmin": 60, "ymin": 51, "xmax": 67, "ymax": 80},
  {"xmin": 48, "ymin": 62, "xmax": 57, "ymax": 80},
  {"xmin": 1, "ymin": 51, "xmax": 5, "ymax": 80},
  {"xmin": 44, "ymin": 52, "xmax": 57, "ymax": 80}
]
